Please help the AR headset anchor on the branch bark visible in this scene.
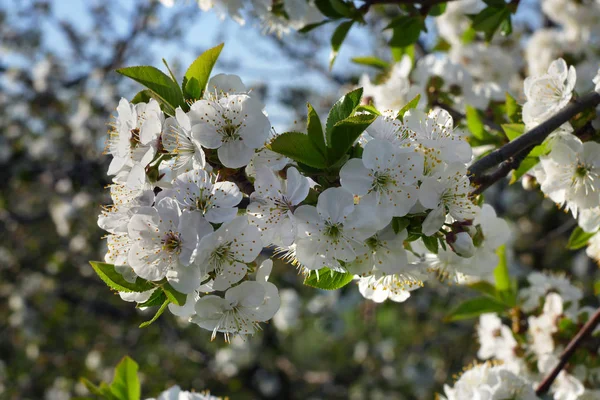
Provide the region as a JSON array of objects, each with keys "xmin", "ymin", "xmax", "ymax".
[
  {"xmin": 535, "ymin": 307, "xmax": 600, "ymax": 395},
  {"xmin": 469, "ymin": 92, "xmax": 600, "ymax": 179}
]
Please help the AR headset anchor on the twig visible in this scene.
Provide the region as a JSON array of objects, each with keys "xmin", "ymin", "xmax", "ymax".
[
  {"xmin": 470, "ymin": 144, "xmax": 533, "ymax": 195},
  {"xmin": 469, "ymin": 92, "xmax": 600, "ymax": 179},
  {"xmin": 535, "ymin": 307, "xmax": 600, "ymax": 395}
]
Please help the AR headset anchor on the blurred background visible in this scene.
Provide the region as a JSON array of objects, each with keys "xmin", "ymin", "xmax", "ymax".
[{"xmin": 1, "ymin": 0, "xmax": 599, "ymax": 399}]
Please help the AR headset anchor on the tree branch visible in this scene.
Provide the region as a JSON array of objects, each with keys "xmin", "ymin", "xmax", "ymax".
[
  {"xmin": 469, "ymin": 92, "xmax": 600, "ymax": 179},
  {"xmin": 535, "ymin": 307, "xmax": 600, "ymax": 395},
  {"xmin": 470, "ymin": 144, "xmax": 533, "ymax": 195}
]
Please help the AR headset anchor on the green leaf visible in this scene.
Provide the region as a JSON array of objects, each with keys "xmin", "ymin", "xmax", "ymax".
[
  {"xmin": 445, "ymin": 296, "xmax": 509, "ymax": 322},
  {"xmin": 396, "ymin": 94, "xmax": 421, "ymax": 121},
  {"xmin": 89, "ymin": 262, "xmax": 154, "ymax": 293},
  {"xmin": 461, "ymin": 27, "xmax": 477, "ymax": 44},
  {"xmin": 505, "ymin": 92, "xmax": 521, "ymax": 123},
  {"xmin": 594, "ymin": 281, "xmax": 600, "ymax": 296},
  {"xmin": 315, "ymin": 0, "xmax": 350, "ymax": 18},
  {"xmin": 327, "ymin": 114, "xmax": 376, "ymax": 165},
  {"xmin": 109, "ymin": 357, "xmax": 140, "ymax": 400},
  {"xmin": 422, "ymin": 235, "xmax": 439, "ymax": 254},
  {"xmin": 326, "ymin": 88, "xmax": 363, "ymax": 139},
  {"xmin": 299, "ymin": 20, "xmax": 333, "ymax": 33},
  {"xmin": 130, "ymin": 90, "xmax": 153, "ymax": 104},
  {"xmin": 136, "ymin": 289, "xmax": 166, "ymax": 308},
  {"xmin": 351, "ymin": 56, "xmax": 390, "ymax": 70},
  {"xmin": 269, "ymin": 132, "xmax": 328, "ymax": 168},
  {"xmin": 493, "ymin": 245, "xmax": 510, "ymax": 292},
  {"xmin": 116, "ymin": 66, "xmax": 185, "ymax": 111},
  {"xmin": 502, "ymin": 123, "xmax": 525, "ymax": 141},
  {"xmin": 303, "ymin": 267, "xmax": 354, "ymax": 290},
  {"xmin": 330, "ymin": 20, "xmax": 354, "ymax": 69},
  {"xmin": 391, "ymin": 44, "xmax": 415, "ymax": 63},
  {"xmin": 183, "ymin": 43, "xmax": 224, "ymax": 100},
  {"xmin": 429, "ymin": 2, "xmax": 447, "ymax": 16},
  {"xmin": 432, "ymin": 38, "xmax": 451, "ymax": 52},
  {"xmin": 81, "ymin": 378, "xmax": 117, "ymax": 399},
  {"xmin": 306, "ymin": 103, "xmax": 327, "ymax": 154},
  {"xmin": 392, "ymin": 217, "xmax": 410, "ymax": 234},
  {"xmin": 509, "ymin": 156, "xmax": 539, "ymax": 184},
  {"xmin": 139, "ymin": 299, "xmax": 169, "ymax": 328},
  {"xmin": 355, "ymin": 105, "xmax": 381, "ymax": 115},
  {"xmin": 466, "ymin": 105, "xmax": 485, "ymax": 139},
  {"xmin": 468, "ymin": 281, "xmax": 498, "ymax": 299},
  {"xmin": 567, "ymin": 227, "xmax": 596, "ymax": 250},
  {"xmin": 161, "ymin": 282, "xmax": 187, "ymax": 306},
  {"xmin": 468, "ymin": 6, "xmax": 511, "ymax": 42},
  {"xmin": 388, "ymin": 17, "xmax": 424, "ymax": 47}
]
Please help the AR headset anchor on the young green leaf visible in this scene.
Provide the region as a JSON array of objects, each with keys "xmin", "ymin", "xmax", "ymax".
[
  {"xmin": 567, "ymin": 227, "xmax": 596, "ymax": 250},
  {"xmin": 391, "ymin": 44, "xmax": 415, "ymax": 63},
  {"xmin": 139, "ymin": 299, "xmax": 170, "ymax": 328},
  {"xmin": 109, "ymin": 357, "xmax": 141, "ymax": 400},
  {"xmin": 303, "ymin": 267, "xmax": 354, "ymax": 290},
  {"xmin": 445, "ymin": 296, "xmax": 508, "ymax": 322},
  {"xmin": 351, "ymin": 56, "xmax": 390, "ymax": 70},
  {"xmin": 299, "ymin": 20, "xmax": 333, "ymax": 33},
  {"xmin": 502, "ymin": 123, "xmax": 525, "ymax": 141},
  {"xmin": 429, "ymin": 2, "xmax": 447, "ymax": 16},
  {"xmin": 355, "ymin": 104, "xmax": 381, "ymax": 116},
  {"xmin": 396, "ymin": 94, "xmax": 421, "ymax": 121},
  {"xmin": 306, "ymin": 103, "xmax": 327, "ymax": 153},
  {"xmin": 89, "ymin": 262, "xmax": 154, "ymax": 293},
  {"xmin": 330, "ymin": 20, "xmax": 354, "ymax": 69},
  {"xmin": 466, "ymin": 105, "xmax": 485, "ymax": 139},
  {"xmin": 509, "ymin": 156, "xmax": 539, "ymax": 184},
  {"xmin": 468, "ymin": 281, "xmax": 498, "ymax": 299},
  {"xmin": 422, "ymin": 235, "xmax": 439, "ymax": 254},
  {"xmin": 80, "ymin": 378, "xmax": 117, "ymax": 399},
  {"xmin": 130, "ymin": 90, "xmax": 153, "ymax": 105},
  {"xmin": 468, "ymin": 6, "xmax": 511, "ymax": 42},
  {"xmin": 325, "ymin": 88, "xmax": 363, "ymax": 139},
  {"xmin": 183, "ymin": 43, "xmax": 224, "ymax": 100},
  {"xmin": 505, "ymin": 92, "xmax": 521, "ymax": 123},
  {"xmin": 161, "ymin": 282, "xmax": 187, "ymax": 306},
  {"xmin": 493, "ymin": 245, "xmax": 510, "ymax": 292},
  {"xmin": 269, "ymin": 132, "xmax": 328, "ymax": 168},
  {"xmin": 327, "ymin": 114, "xmax": 376, "ymax": 165},
  {"xmin": 116, "ymin": 66, "xmax": 185, "ymax": 112},
  {"xmin": 315, "ymin": 0, "xmax": 349, "ymax": 18}
]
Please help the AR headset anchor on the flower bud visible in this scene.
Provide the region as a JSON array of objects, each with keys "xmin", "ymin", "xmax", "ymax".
[{"xmin": 449, "ymin": 232, "xmax": 475, "ymax": 258}]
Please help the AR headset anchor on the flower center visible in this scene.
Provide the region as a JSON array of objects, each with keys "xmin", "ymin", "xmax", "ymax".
[
  {"xmin": 324, "ymin": 222, "xmax": 342, "ymax": 239},
  {"xmin": 371, "ymin": 171, "xmax": 393, "ymax": 193},
  {"xmin": 210, "ymin": 243, "xmax": 233, "ymax": 268},
  {"xmin": 130, "ymin": 128, "xmax": 141, "ymax": 149},
  {"xmin": 220, "ymin": 122, "xmax": 241, "ymax": 143},
  {"xmin": 161, "ymin": 231, "xmax": 182, "ymax": 253}
]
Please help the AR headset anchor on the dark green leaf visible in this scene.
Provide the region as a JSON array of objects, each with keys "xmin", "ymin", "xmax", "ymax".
[
  {"xmin": 330, "ymin": 20, "xmax": 354, "ymax": 69},
  {"xmin": 303, "ymin": 267, "xmax": 353, "ymax": 290},
  {"xmin": 161, "ymin": 282, "xmax": 187, "ymax": 306},
  {"xmin": 136, "ymin": 289, "xmax": 166, "ymax": 308},
  {"xmin": 429, "ymin": 3, "xmax": 447, "ymax": 16},
  {"xmin": 116, "ymin": 66, "xmax": 185, "ymax": 111},
  {"xmin": 351, "ymin": 56, "xmax": 390, "ymax": 70},
  {"xmin": 183, "ymin": 43, "xmax": 224, "ymax": 100},
  {"xmin": 468, "ymin": 6, "xmax": 511, "ymax": 42},
  {"xmin": 89, "ymin": 262, "xmax": 154, "ymax": 293},
  {"xmin": 130, "ymin": 90, "xmax": 153, "ymax": 105},
  {"xmin": 483, "ymin": 0, "xmax": 507, "ymax": 7},
  {"xmin": 389, "ymin": 17, "xmax": 424, "ymax": 47},
  {"xmin": 445, "ymin": 296, "xmax": 509, "ymax": 322},
  {"xmin": 306, "ymin": 103, "xmax": 327, "ymax": 154},
  {"xmin": 326, "ymin": 87, "xmax": 363, "ymax": 139},
  {"xmin": 422, "ymin": 235, "xmax": 439, "ymax": 254},
  {"xmin": 392, "ymin": 217, "xmax": 410, "ymax": 234},
  {"xmin": 466, "ymin": 105, "xmax": 485, "ymax": 139},
  {"xmin": 269, "ymin": 132, "xmax": 328, "ymax": 168},
  {"xmin": 567, "ymin": 227, "xmax": 596, "ymax": 250},
  {"xmin": 299, "ymin": 20, "xmax": 332, "ymax": 33},
  {"xmin": 594, "ymin": 281, "xmax": 600, "ymax": 296},
  {"xmin": 468, "ymin": 281, "xmax": 498, "ymax": 298},
  {"xmin": 502, "ymin": 123, "xmax": 525, "ymax": 141},
  {"xmin": 315, "ymin": 0, "xmax": 350, "ymax": 18},
  {"xmin": 183, "ymin": 77, "xmax": 202, "ymax": 101},
  {"xmin": 139, "ymin": 299, "xmax": 169, "ymax": 328},
  {"xmin": 109, "ymin": 357, "xmax": 141, "ymax": 400},
  {"xmin": 327, "ymin": 114, "xmax": 376, "ymax": 165},
  {"xmin": 396, "ymin": 94, "xmax": 421, "ymax": 121},
  {"xmin": 432, "ymin": 38, "xmax": 451, "ymax": 52}
]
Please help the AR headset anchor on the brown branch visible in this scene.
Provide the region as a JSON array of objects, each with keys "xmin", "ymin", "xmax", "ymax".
[
  {"xmin": 470, "ymin": 144, "xmax": 533, "ymax": 195},
  {"xmin": 535, "ymin": 307, "xmax": 600, "ymax": 395},
  {"xmin": 469, "ymin": 92, "xmax": 600, "ymax": 179}
]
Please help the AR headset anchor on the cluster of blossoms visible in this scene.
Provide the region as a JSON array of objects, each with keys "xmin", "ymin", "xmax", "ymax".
[
  {"xmin": 158, "ymin": 0, "xmax": 323, "ymax": 36},
  {"xmin": 97, "ymin": 54, "xmax": 512, "ymax": 338},
  {"xmin": 148, "ymin": 385, "xmax": 221, "ymax": 400},
  {"xmin": 443, "ymin": 272, "xmax": 600, "ymax": 399}
]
